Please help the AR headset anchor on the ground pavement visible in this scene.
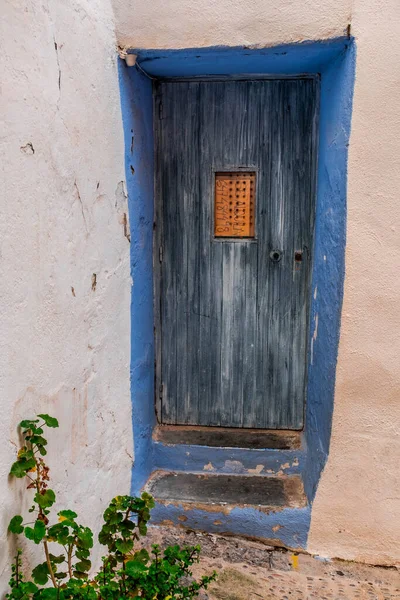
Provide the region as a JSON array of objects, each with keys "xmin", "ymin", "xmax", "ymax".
[{"xmin": 146, "ymin": 526, "xmax": 400, "ymax": 600}]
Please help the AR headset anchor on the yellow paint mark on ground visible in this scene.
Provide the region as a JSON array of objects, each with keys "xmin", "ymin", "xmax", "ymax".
[{"xmin": 291, "ymin": 553, "xmax": 299, "ymax": 570}]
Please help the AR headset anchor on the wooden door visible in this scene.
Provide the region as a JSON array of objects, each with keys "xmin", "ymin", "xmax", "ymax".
[{"xmin": 155, "ymin": 79, "xmax": 318, "ymax": 429}]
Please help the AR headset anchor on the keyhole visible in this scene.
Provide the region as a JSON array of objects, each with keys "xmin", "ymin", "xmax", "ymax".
[{"xmin": 270, "ymin": 250, "xmax": 282, "ymax": 262}]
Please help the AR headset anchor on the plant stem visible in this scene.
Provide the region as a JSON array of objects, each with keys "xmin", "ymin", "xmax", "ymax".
[
  {"xmin": 122, "ymin": 559, "xmax": 126, "ymax": 594},
  {"xmin": 67, "ymin": 542, "xmax": 74, "ymax": 578},
  {"xmin": 44, "ymin": 540, "xmax": 58, "ymax": 588},
  {"xmin": 33, "ymin": 445, "xmax": 58, "ymax": 589},
  {"xmin": 15, "ymin": 552, "xmax": 19, "ymax": 586}
]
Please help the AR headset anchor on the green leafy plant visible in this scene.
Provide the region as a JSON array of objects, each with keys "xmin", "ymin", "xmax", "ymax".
[{"xmin": 7, "ymin": 415, "xmax": 216, "ymax": 599}]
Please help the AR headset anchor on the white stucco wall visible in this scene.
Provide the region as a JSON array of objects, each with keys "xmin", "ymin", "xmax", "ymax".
[
  {"xmin": 1, "ymin": 0, "xmax": 132, "ymax": 591},
  {"xmin": 112, "ymin": 0, "xmax": 400, "ymax": 565}
]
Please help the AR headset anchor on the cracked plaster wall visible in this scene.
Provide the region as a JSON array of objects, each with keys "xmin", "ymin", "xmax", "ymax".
[{"xmin": 1, "ymin": 0, "xmax": 132, "ymax": 590}]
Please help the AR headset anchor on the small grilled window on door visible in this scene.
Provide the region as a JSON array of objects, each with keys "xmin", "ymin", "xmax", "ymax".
[{"xmin": 214, "ymin": 172, "xmax": 256, "ymax": 238}]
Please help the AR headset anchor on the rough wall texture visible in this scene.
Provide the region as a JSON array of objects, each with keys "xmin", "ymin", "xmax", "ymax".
[
  {"xmin": 113, "ymin": 0, "xmax": 400, "ymax": 565},
  {"xmin": 308, "ymin": 0, "xmax": 400, "ymax": 565},
  {"xmin": 0, "ymin": 0, "xmax": 132, "ymax": 591},
  {"xmin": 113, "ymin": 0, "xmax": 352, "ymax": 49}
]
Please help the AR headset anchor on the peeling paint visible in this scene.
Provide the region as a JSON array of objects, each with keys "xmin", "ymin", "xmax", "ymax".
[
  {"xmin": 248, "ymin": 464, "xmax": 265, "ymax": 475},
  {"xmin": 204, "ymin": 462, "xmax": 215, "ymax": 471},
  {"xmin": 224, "ymin": 460, "xmax": 244, "ymax": 473},
  {"xmin": 20, "ymin": 142, "xmax": 35, "ymax": 155},
  {"xmin": 310, "ymin": 314, "xmax": 319, "ymax": 366}
]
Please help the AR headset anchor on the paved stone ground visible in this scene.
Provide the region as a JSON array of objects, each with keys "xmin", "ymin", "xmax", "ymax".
[{"xmin": 145, "ymin": 526, "xmax": 400, "ymax": 600}]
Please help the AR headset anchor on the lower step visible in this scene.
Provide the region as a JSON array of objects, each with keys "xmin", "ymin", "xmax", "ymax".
[{"xmin": 146, "ymin": 471, "xmax": 307, "ymax": 510}]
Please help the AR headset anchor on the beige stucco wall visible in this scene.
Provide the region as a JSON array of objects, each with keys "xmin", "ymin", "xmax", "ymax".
[
  {"xmin": 113, "ymin": 0, "xmax": 352, "ymax": 50},
  {"xmin": 1, "ymin": 0, "xmax": 132, "ymax": 591},
  {"xmin": 307, "ymin": 0, "xmax": 400, "ymax": 566}
]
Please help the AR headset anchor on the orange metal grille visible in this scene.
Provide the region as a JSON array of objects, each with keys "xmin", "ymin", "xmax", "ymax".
[{"xmin": 214, "ymin": 172, "xmax": 256, "ymax": 238}]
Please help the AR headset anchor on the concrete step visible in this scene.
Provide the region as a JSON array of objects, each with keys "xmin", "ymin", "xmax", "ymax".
[
  {"xmin": 146, "ymin": 471, "xmax": 307, "ymax": 510},
  {"xmin": 152, "ymin": 426, "xmax": 305, "ymax": 477},
  {"xmin": 145, "ymin": 471, "xmax": 310, "ymax": 549},
  {"xmin": 154, "ymin": 426, "xmax": 302, "ymax": 449}
]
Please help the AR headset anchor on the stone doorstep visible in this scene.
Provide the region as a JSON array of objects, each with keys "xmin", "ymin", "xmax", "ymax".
[
  {"xmin": 145, "ymin": 471, "xmax": 307, "ymax": 510},
  {"xmin": 154, "ymin": 425, "xmax": 302, "ymax": 450}
]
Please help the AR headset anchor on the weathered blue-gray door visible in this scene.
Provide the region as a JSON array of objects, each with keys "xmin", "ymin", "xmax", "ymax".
[{"xmin": 155, "ymin": 78, "xmax": 318, "ymax": 429}]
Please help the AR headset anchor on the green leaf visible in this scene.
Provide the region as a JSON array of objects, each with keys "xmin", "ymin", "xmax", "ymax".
[
  {"xmin": 32, "ymin": 562, "xmax": 49, "ymax": 585},
  {"xmin": 73, "ymin": 570, "xmax": 88, "ymax": 580},
  {"xmin": 133, "ymin": 548, "xmax": 150, "ymax": 563},
  {"xmin": 10, "ymin": 458, "xmax": 36, "ymax": 478},
  {"xmin": 125, "ymin": 560, "xmax": 148, "ymax": 577},
  {"xmin": 38, "ymin": 414, "xmax": 59, "ymax": 428},
  {"xmin": 20, "ymin": 419, "xmax": 39, "ymax": 429},
  {"xmin": 34, "ymin": 489, "xmax": 56, "ymax": 509},
  {"xmin": 116, "ymin": 538, "xmax": 134, "ymax": 554},
  {"xmin": 75, "ymin": 558, "xmax": 91, "ymax": 572},
  {"xmin": 47, "ymin": 523, "xmax": 70, "ymax": 545},
  {"xmin": 8, "ymin": 515, "xmax": 24, "ymax": 534},
  {"xmin": 54, "ymin": 572, "xmax": 68, "ymax": 580},
  {"xmin": 103, "ymin": 506, "xmax": 123, "ymax": 524},
  {"xmin": 75, "ymin": 548, "xmax": 90, "ymax": 560},
  {"xmin": 141, "ymin": 491, "xmax": 155, "ymax": 509},
  {"xmin": 49, "ymin": 553, "xmax": 65, "ymax": 564},
  {"xmin": 23, "ymin": 582, "xmax": 38, "ymax": 594},
  {"xmin": 30, "ymin": 435, "xmax": 48, "ymax": 447},
  {"xmin": 76, "ymin": 527, "xmax": 93, "ymax": 549},
  {"xmin": 25, "ymin": 519, "xmax": 46, "ymax": 544},
  {"xmin": 39, "ymin": 588, "xmax": 59, "ymax": 599},
  {"xmin": 138, "ymin": 522, "xmax": 148, "ymax": 536},
  {"xmin": 58, "ymin": 509, "xmax": 78, "ymax": 520},
  {"xmin": 17, "ymin": 447, "xmax": 34, "ymax": 460},
  {"xmin": 98, "ymin": 529, "xmax": 112, "ymax": 546}
]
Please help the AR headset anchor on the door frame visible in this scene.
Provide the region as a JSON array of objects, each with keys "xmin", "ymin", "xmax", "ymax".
[{"xmin": 118, "ymin": 38, "xmax": 356, "ymax": 501}]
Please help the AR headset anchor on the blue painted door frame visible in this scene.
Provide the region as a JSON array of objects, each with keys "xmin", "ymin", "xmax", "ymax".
[{"xmin": 118, "ymin": 38, "xmax": 355, "ymax": 538}]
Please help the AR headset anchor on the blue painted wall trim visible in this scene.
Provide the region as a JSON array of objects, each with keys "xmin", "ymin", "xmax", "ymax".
[
  {"xmin": 131, "ymin": 39, "xmax": 350, "ymax": 79},
  {"xmin": 118, "ymin": 62, "xmax": 156, "ymax": 495},
  {"xmin": 304, "ymin": 42, "xmax": 356, "ymax": 500},
  {"xmin": 118, "ymin": 37, "xmax": 356, "ymax": 543}
]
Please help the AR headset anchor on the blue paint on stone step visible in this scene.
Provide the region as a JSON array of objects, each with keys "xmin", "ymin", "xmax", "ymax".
[
  {"xmin": 151, "ymin": 502, "xmax": 311, "ymax": 550},
  {"xmin": 153, "ymin": 440, "xmax": 305, "ymax": 476}
]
